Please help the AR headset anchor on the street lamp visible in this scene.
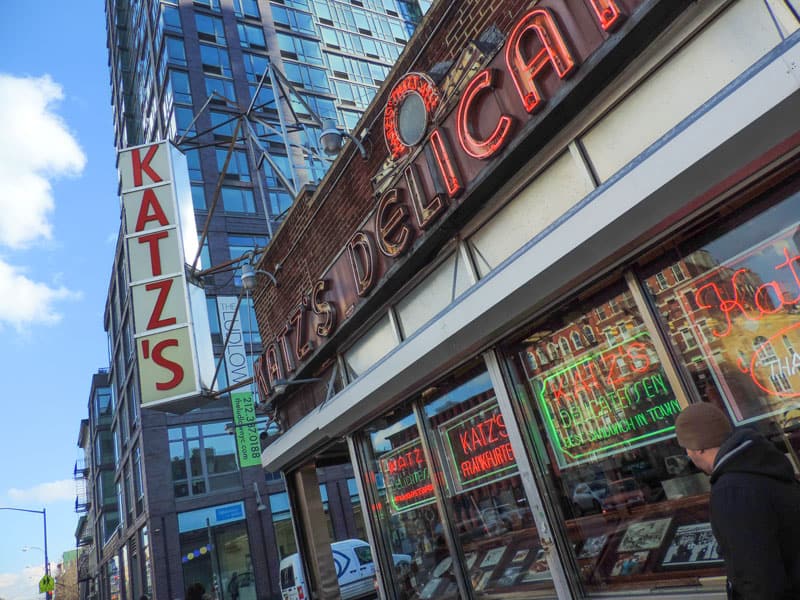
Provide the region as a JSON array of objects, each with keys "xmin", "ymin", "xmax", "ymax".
[{"xmin": 1, "ymin": 507, "xmax": 50, "ymax": 599}]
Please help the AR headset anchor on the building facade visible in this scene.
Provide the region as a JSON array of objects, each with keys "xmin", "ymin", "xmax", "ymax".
[
  {"xmin": 76, "ymin": 1, "xmax": 431, "ymax": 599},
  {"xmin": 247, "ymin": 0, "xmax": 800, "ymax": 598}
]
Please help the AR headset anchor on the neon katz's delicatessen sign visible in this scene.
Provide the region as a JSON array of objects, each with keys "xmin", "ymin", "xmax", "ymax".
[{"xmin": 254, "ymin": 0, "xmax": 664, "ymax": 399}]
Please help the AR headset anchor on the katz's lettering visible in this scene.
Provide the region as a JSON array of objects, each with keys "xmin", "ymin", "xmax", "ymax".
[
  {"xmin": 254, "ymin": 0, "xmax": 639, "ymax": 401},
  {"xmin": 141, "ymin": 337, "xmax": 184, "ymax": 390},
  {"xmin": 459, "ymin": 412, "xmax": 509, "ymax": 455}
]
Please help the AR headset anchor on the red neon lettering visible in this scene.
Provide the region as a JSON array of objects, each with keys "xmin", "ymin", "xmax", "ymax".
[
  {"xmin": 375, "ymin": 188, "xmax": 411, "ymax": 257},
  {"xmin": 458, "ymin": 413, "xmax": 508, "ymax": 455},
  {"xmin": 135, "ymin": 188, "xmax": 170, "ymax": 232},
  {"xmin": 311, "ymin": 279, "xmax": 336, "ymax": 337},
  {"xmin": 456, "ymin": 69, "xmax": 515, "ymax": 160},
  {"xmin": 383, "ymin": 72, "xmax": 441, "ymax": 159},
  {"xmin": 775, "ymin": 247, "xmax": 800, "ymax": 303},
  {"xmin": 130, "ymin": 145, "xmax": 163, "ymax": 188},
  {"xmin": 138, "ymin": 231, "xmax": 170, "ymax": 277},
  {"xmin": 429, "ymin": 129, "xmax": 464, "ymax": 197},
  {"xmin": 144, "ymin": 279, "xmax": 177, "ymax": 330},
  {"xmin": 405, "ymin": 163, "xmax": 445, "ymax": 229},
  {"xmin": 347, "ymin": 231, "xmax": 376, "ymax": 296},
  {"xmin": 141, "ymin": 338, "xmax": 184, "ymax": 391},
  {"xmin": 506, "ymin": 9, "xmax": 576, "ymax": 113},
  {"xmin": 587, "ymin": 0, "xmax": 624, "ymax": 31}
]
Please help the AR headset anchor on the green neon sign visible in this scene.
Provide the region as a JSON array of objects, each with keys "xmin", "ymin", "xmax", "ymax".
[
  {"xmin": 379, "ymin": 439, "xmax": 436, "ymax": 514},
  {"xmin": 536, "ymin": 332, "xmax": 678, "ymax": 468}
]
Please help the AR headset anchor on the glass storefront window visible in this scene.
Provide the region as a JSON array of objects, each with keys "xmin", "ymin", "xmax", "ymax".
[
  {"xmin": 420, "ymin": 362, "xmax": 554, "ymax": 598},
  {"xmin": 363, "ymin": 400, "xmax": 445, "ymax": 598},
  {"xmin": 178, "ymin": 502, "xmax": 255, "ymax": 600},
  {"xmin": 270, "ymin": 492, "xmax": 297, "ymax": 559},
  {"xmin": 642, "ymin": 181, "xmax": 800, "ymax": 464},
  {"xmin": 503, "ymin": 281, "xmax": 707, "ymax": 594}
]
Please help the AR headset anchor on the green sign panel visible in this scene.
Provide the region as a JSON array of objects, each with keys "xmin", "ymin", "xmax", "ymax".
[
  {"xmin": 39, "ymin": 575, "xmax": 54, "ymax": 594},
  {"xmin": 536, "ymin": 332, "xmax": 679, "ymax": 468},
  {"xmin": 231, "ymin": 392, "xmax": 261, "ymax": 468},
  {"xmin": 379, "ymin": 438, "xmax": 435, "ymax": 514}
]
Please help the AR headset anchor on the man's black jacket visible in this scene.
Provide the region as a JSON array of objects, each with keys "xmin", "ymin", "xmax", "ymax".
[{"xmin": 710, "ymin": 428, "xmax": 800, "ymax": 599}]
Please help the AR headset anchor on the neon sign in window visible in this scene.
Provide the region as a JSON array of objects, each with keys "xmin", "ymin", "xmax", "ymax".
[
  {"xmin": 440, "ymin": 399, "xmax": 518, "ymax": 492},
  {"xmin": 677, "ymin": 226, "xmax": 800, "ymax": 424},
  {"xmin": 536, "ymin": 332, "xmax": 678, "ymax": 468},
  {"xmin": 378, "ymin": 439, "xmax": 435, "ymax": 514}
]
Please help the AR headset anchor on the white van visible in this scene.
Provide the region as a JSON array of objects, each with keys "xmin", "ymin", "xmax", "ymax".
[{"xmin": 280, "ymin": 539, "xmax": 410, "ymax": 600}]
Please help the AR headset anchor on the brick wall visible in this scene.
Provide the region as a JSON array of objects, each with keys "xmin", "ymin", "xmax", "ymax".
[{"xmin": 251, "ymin": 0, "xmax": 524, "ymax": 346}]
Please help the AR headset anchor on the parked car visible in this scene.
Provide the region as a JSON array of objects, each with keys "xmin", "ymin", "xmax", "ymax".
[
  {"xmin": 571, "ymin": 481, "xmax": 609, "ymax": 514},
  {"xmin": 601, "ymin": 478, "xmax": 646, "ymax": 513},
  {"xmin": 280, "ymin": 539, "xmax": 411, "ymax": 600}
]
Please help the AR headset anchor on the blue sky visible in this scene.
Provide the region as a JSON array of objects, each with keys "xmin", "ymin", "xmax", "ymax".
[{"xmin": 0, "ymin": 3, "xmax": 120, "ymax": 599}]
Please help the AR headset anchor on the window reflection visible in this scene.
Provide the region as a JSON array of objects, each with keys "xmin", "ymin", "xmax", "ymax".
[
  {"xmin": 364, "ymin": 402, "xmax": 445, "ymax": 599},
  {"xmin": 421, "ymin": 364, "xmax": 552, "ymax": 598},
  {"xmin": 503, "ymin": 283, "xmax": 708, "ymax": 593}
]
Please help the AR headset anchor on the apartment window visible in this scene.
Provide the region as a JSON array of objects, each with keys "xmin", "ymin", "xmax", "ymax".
[
  {"xmin": 194, "ymin": 0, "xmax": 221, "ymax": 10},
  {"xmin": 276, "ymin": 32, "xmax": 323, "ymax": 65},
  {"xmin": 209, "ymin": 110, "xmax": 236, "ymax": 139},
  {"xmin": 165, "ymin": 37, "xmax": 186, "ymax": 66},
  {"xmin": 168, "ymin": 422, "xmax": 240, "ymax": 498},
  {"xmin": 191, "ymin": 184, "xmax": 206, "ymax": 210},
  {"xmin": 169, "ymin": 70, "xmax": 192, "ymax": 105},
  {"xmin": 233, "ymin": 0, "xmax": 260, "ymax": 18},
  {"xmin": 240, "ymin": 297, "xmax": 261, "ymax": 344},
  {"xmin": 161, "ymin": 4, "xmax": 182, "ymax": 32},
  {"xmin": 228, "ymin": 234, "xmax": 269, "ymax": 285},
  {"xmin": 269, "ymin": 191, "xmax": 292, "ymax": 217},
  {"xmin": 242, "ymin": 52, "xmax": 270, "ymax": 85},
  {"xmin": 272, "ymin": 5, "xmax": 316, "ymax": 35},
  {"xmin": 237, "ymin": 22, "xmax": 267, "ymax": 50},
  {"xmin": 216, "ymin": 149, "xmax": 251, "ymax": 182},
  {"xmin": 205, "ymin": 76, "xmax": 236, "ymax": 103},
  {"xmin": 174, "ymin": 106, "xmax": 196, "ymax": 136},
  {"xmin": 284, "ymin": 62, "xmax": 330, "ymax": 93},
  {"xmin": 95, "ymin": 387, "xmax": 113, "ymax": 426},
  {"xmin": 200, "ymin": 44, "xmax": 232, "ymax": 77},
  {"xmin": 184, "ymin": 148, "xmax": 202, "ymax": 181},
  {"xmin": 196, "ymin": 14, "xmax": 226, "ymax": 45},
  {"xmin": 221, "ymin": 186, "xmax": 257, "ymax": 213}
]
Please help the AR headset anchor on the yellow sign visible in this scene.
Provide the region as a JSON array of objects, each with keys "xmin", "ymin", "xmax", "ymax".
[{"xmin": 39, "ymin": 574, "xmax": 54, "ymax": 593}]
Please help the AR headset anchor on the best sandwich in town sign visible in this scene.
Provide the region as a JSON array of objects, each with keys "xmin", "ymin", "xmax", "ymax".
[{"xmin": 254, "ymin": 0, "xmax": 660, "ymax": 400}]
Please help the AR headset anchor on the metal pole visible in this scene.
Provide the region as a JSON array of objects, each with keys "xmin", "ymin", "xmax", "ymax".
[
  {"xmin": 44, "ymin": 507, "xmax": 51, "ymax": 600},
  {"xmin": 0, "ymin": 507, "xmax": 50, "ymax": 599}
]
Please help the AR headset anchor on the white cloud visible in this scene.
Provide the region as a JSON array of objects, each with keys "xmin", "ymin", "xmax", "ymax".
[
  {"xmin": 0, "ymin": 259, "xmax": 80, "ymax": 331},
  {"xmin": 0, "ymin": 74, "xmax": 86, "ymax": 249},
  {"xmin": 7, "ymin": 479, "xmax": 75, "ymax": 504},
  {"xmin": 0, "ymin": 566, "xmax": 48, "ymax": 600}
]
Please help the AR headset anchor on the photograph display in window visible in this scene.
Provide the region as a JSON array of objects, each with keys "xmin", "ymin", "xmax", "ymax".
[{"xmin": 661, "ymin": 522, "xmax": 723, "ymax": 568}]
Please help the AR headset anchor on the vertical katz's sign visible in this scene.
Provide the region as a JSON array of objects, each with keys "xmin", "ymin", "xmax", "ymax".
[{"xmin": 120, "ymin": 141, "xmax": 215, "ymax": 411}]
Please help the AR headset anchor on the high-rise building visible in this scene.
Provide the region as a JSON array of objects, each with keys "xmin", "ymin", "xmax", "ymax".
[{"xmin": 76, "ymin": 1, "xmax": 431, "ymax": 599}]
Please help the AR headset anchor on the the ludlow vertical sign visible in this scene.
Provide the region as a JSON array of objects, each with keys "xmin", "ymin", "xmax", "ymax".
[{"xmin": 119, "ymin": 141, "xmax": 216, "ymax": 411}]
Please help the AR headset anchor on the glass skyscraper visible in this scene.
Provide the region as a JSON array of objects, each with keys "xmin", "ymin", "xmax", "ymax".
[{"xmin": 76, "ymin": 1, "xmax": 430, "ymax": 599}]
